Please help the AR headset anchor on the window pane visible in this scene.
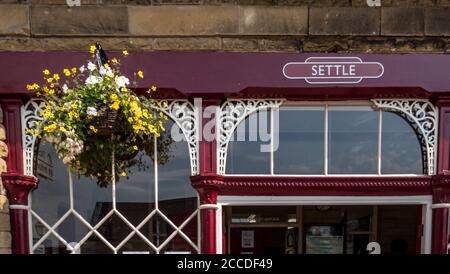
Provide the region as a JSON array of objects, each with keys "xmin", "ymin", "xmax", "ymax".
[
  {"xmin": 226, "ymin": 111, "xmax": 271, "ymax": 174},
  {"xmin": 32, "ymin": 142, "xmax": 70, "ymax": 226},
  {"xmin": 381, "ymin": 112, "xmax": 423, "ymax": 174},
  {"xmin": 328, "ymin": 107, "xmax": 378, "ymax": 174},
  {"xmin": 274, "ymin": 107, "xmax": 325, "ymax": 174},
  {"xmin": 115, "ymin": 152, "xmax": 155, "ymax": 226},
  {"xmin": 158, "ymin": 121, "xmax": 197, "ymax": 226}
]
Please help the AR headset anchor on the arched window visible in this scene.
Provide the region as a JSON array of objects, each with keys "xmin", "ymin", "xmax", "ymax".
[
  {"xmin": 27, "ymin": 101, "xmax": 199, "ymax": 254},
  {"xmin": 225, "ymin": 103, "xmax": 424, "ymax": 175}
]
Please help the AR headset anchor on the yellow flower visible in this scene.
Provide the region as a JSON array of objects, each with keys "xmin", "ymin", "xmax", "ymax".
[
  {"xmin": 26, "ymin": 84, "xmax": 34, "ymax": 91},
  {"xmin": 151, "ymin": 85, "xmax": 157, "ymax": 92},
  {"xmin": 43, "ymin": 69, "xmax": 50, "ymax": 75},
  {"xmin": 71, "ymin": 67, "xmax": 77, "ymax": 74},
  {"xmin": 120, "ymin": 171, "xmax": 127, "ymax": 177},
  {"xmin": 133, "ymin": 145, "xmax": 138, "ymax": 151},
  {"xmin": 89, "ymin": 125, "xmax": 98, "ymax": 133},
  {"xmin": 120, "ymin": 87, "xmax": 127, "ymax": 92},
  {"xmin": 43, "ymin": 123, "xmax": 57, "ymax": 132},
  {"xmin": 47, "ymin": 77, "xmax": 53, "ymax": 83},
  {"xmin": 128, "ymin": 117, "xmax": 133, "ymax": 123},
  {"xmin": 122, "ymin": 50, "xmax": 128, "ymax": 56},
  {"xmin": 59, "ymin": 126, "xmax": 65, "ymax": 132},
  {"xmin": 110, "ymin": 94, "xmax": 118, "ymax": 101},
  {"xmin": 63, "ymin": 69, "xmax": 71, "ymax": 76},
  {"xmin": 90, "ymin": 45, "xmax": 96, "ymax": 54},
  {"xmin": 112, "ymin": 58, "xmax": 118, "ymax": 64},
  {"xmin": 137, "ymin": 70, "xmax": 144, "ymax": 79},
  {"xmin": 25, "ymin": 129, "xmax": 33, "ymax": 134},
  {"xmin": 53, "ymin": 74, "xmax": 60, "ymax": 80},
  {"xmin": 36, "ymin": 92, "xmax": 42, "ymax": 97},
  {"xmin": 48, "ymin": 89, "xmax": 55, "ymax": 95},
  {"xmin": 110, "ymin": 101, "xmax": 120, "ymax": 110}
]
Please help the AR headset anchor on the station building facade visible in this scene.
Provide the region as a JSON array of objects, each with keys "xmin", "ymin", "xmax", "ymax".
[{"xmin": 0, "ymin": 1, "xmax": 449, "ymax": 254}]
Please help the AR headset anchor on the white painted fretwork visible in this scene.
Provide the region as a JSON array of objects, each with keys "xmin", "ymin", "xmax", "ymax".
[
  {"xmin": 22, "ymin": 99, "xmax": 47, "ymax": 176},
  {"xmin": 217, "ymin": 99, "xmax": 284, "ymax": 174},
  {"xmin": 22, "ymin": 98, "xmax": 200, "ymax": 177},
  {"xmin": 145, "ymin": 100, "xmax": 199, "ymax": 175},
  {"xmin": 371, "ymin": 99, "xmax": 438, "ymax": 175}
]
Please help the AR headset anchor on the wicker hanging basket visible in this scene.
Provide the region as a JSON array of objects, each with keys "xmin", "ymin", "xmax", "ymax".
[{"xmin": 92, "ymin": 106, "xmax": 124, "ymax": 137}]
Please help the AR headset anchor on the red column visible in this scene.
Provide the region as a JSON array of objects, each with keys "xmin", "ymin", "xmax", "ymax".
[
  {"xmin": 196, "ymin": 185, "xmax": 218, "ymax": 254},
  {"xmin": 432, "ymin": 100, "xmax": 450, "ymax": 254},
  {"xmin": 0, "ymin": 98, "xmax": 38, "ymax": 254},
  {"xmin": 1, "ymin": 173, "xmax": 37, "ymax": 254},
  {"xmin": 1, "ymin": 99, "xmax": 24, "ymax": 174},
  {"xmin": 192, "ymin": 98, "xmax": 221, "ymax": 254},
  {"xmin": 431, "ymin": 185, "xmax": 450, "ymax": 254}
]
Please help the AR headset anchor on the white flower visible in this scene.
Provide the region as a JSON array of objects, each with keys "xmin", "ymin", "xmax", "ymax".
[
  {"xmin": 99, "ymin": 66, "xmax": 114, "ymax": 77},
  {"xmin": 86, "ymin": 107, "xmax": 97, "ymax": 116},
  {"xmin": 62, "ymin": 84, "xmax": 69, "ymax": 94},
  {"xmin": 63, "ymin": 103, "xmax": 72, "ymax": 111},
  {"xmin": 85, "ymin": 75, "xmax": 102, "ymax": 85},
  {"xmin": 79, "ymin": 65, "xmax": 85, "ymax": 73},
  {"xmin": 87, "ymin": 62, "xmax": 96, "ymax": 72},
  {"xmin": 115, "ymin": 76, "xmax": 130, "ymax": 88}
]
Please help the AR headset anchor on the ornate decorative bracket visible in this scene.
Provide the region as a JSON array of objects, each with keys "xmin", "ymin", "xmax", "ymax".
[
  {"xmin": 217, "ymin": 99, "xmax": 284, "ymax": 175},
  {"xmin": 371, "ymin": 99, "xmax": 438, "ymax": 175},
  {"xmin": 22, "ymin": 99, "xmax": 46, "ymax": 176},
  {"xmin": 145, "ymin": 100, "xmax": 199, "ymax": 175},
  {"xmin": 22, "ymin": 99, "xmax": 200, "ymax": 177}
]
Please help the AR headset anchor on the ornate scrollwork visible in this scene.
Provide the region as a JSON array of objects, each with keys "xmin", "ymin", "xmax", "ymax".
[
  {"xmin": 22, "ymin": 99, "xmax": 46, "ymax": 176},
  {"xmin": 22, "ymin": 99, "xmax": 200, "ymax": 176},
  {"xmin": 217, "ymin": 99, "xmax": 284, "ymax": 175},
  {"xmin": 371, "ymin": 99, "xmax": 438, "ymax": 175},
  {"xmin": 145, "ymin": 100, "xmax": 199, "ymax": 175}
]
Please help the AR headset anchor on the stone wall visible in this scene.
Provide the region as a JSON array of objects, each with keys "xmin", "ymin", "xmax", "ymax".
[
  {"xmin": 0, "ymin": 106, "xmax": 10, "ymax": 254},
  {"xmin": 1, "ymin": 1, "xmax": 450, "ymax": 52}
]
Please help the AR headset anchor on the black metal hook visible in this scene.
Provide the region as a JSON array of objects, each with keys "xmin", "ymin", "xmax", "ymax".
[{"xmin": 95, "ymin": 42, "xmax": 108, "ymax": 68}]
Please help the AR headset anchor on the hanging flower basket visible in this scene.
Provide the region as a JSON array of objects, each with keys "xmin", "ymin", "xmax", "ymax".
[
  {"xmin": 26, "ymin": 45, "xmax": 170, "ymax": 186},
  {"xmin": 91, "ymin": 106, "xmax": 123, "ymax": 136}
]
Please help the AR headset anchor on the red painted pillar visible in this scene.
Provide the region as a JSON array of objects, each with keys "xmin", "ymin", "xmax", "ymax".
[
  {"xmin": 432, "ymin": 100, "xmax": 450, "ymax": 254},
  {"xmin": 196, "ymin": 185, "xmax": 218, "ymax": 254},
  {"xmin": 431, "ymin": 185, "xmax": 450, "ymax": 254},
  {"xmin": 1, "ymin": 174, "xmax": 37, "ymax": 254},
  {"xmin": 192, "ymin": 98, "xmax": 221, "ymax": 254},
  {"xmin": 0, "ymin": 98, "xmax": 38, "ymax": 254}
]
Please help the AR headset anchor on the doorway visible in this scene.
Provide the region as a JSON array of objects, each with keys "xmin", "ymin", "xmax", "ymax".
[{"xmin": 224, "ymin": 204, "xmax": 422, "ymax": 254}]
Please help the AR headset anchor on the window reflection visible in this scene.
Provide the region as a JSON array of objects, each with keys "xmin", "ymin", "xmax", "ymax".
[
  {"xmin": 274, "ymin": 107, "xmax": 325, "ymax": 174},
  {"xmin": 381, "ymin": 112, "xmax": 423, "ymax": 174},
  {"xmin": 226, "ymin": 111, "xmax": 271, "ymax": 174},
  {"xmin": 328, "ymin": 107, "xmax": 378, "ymax": 174}
]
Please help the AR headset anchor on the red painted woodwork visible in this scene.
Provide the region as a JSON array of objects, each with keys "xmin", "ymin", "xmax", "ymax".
[
  {"xmin": 431, "ymin": 175, "xmax": 450, "ymax": 254},
  {"xmin": 433, "ymin": 100, "xmax": 450, "ymax": 254},
  {"xmin": 191, "ymin": 174, "xmax": 435, "ymax": 196},
  {"xmin": 437, "ymin": 99, "xmax": 450, "ymax": 175},
  {"xmin": 198, "ymin": 99, "xmax": 220, "ymax": 175},
  {"xmin": 194, "ymin": 183, "xmax": 219, "ymax": 254},
  {"xmin": 1, "ymin": 173, "xmax": 38, "ymax": 254},
  {"xmin": 0, "ymin": 99, "xmax": 24, "ymax": 174},
  {"xmin": 3, "ymin": 52, "xmax": 450, "ymax": 96}
]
